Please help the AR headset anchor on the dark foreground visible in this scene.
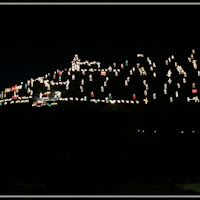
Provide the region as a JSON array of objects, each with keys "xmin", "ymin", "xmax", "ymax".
[{"xmin": 0, "ymin": 102, "xmax": 200, "ymax": 195}]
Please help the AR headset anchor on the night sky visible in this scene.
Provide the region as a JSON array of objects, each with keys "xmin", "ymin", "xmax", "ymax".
[{"xmin": 0, "ymin": 5, "xmax": 199, "ymax": 91}]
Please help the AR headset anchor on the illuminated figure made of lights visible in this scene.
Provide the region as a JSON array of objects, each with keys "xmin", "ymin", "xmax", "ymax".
[
  {"xmin": 71, "ymin": 54, "xmax": 81, "ymax": 71},
  {"xmin": 71, "ymin": 54, "xmax": 101, "ymax": 71}
]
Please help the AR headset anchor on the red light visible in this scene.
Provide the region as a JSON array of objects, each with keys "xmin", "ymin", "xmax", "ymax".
[
  {"xmin": 11, "ymin": 84, "xmax": 17, "ymax": 91},
  {"xmin": 58, "ymin": 71, "xmax": 62, "ymax": 76},
  {"xmin": 12, "ymin": 95, "xmax": 18, "ymax": 100},
  {"xmin": 100, "ymin": 71, "xmax": 106, "ymax": 76},
  {"xmin": 43, "ymin": 92, "xmax": 49, "ymax": 97},
  {"xmin": 90, "ymin": 91, "xmax": 94, "ymax": 98},
  {"xmin": 192, "ymin": 89, "xmax": 198, "ymax": 93},
  {"xmin": 132, "ymin": 94, "xmax": 136, "ymax": 100}
]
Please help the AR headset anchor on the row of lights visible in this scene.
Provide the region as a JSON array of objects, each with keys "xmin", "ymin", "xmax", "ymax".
[
  {"xmin": 37, "ymin": 97, "xmax": 141, "ymax": 104},
  {"xmin": 137, "ymin": 129, "xmax": 196, "ymax": 134}
]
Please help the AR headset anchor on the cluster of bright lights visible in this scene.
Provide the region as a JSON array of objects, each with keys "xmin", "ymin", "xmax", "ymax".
[
  {"xmin": 1, "ymin": 50, "xmax": 200, "ymax": 108},
  {"xmin": 71, "ymin": 54, "xmax": 101, "ymax": 71},
  {"xmin": 0, "ymin": 78, "xmax": 34, "ymax": 106},
  {"xmin": 32, "ymin": 101, "xmax": 57, "ymax": 108},
  {"xmin": 162, "ymin": 49, "xmax": 200, "ymax": 103}
]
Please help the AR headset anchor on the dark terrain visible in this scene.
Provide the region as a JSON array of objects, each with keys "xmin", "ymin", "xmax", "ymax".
[{"xmin": 0, "ymin": 102, "xmax": 200, "ymax": 194}]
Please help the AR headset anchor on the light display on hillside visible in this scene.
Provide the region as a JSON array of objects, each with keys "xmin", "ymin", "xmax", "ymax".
[{"xmin": 0, "ymin": 50, "xmax": 200, "ymax": 108}]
